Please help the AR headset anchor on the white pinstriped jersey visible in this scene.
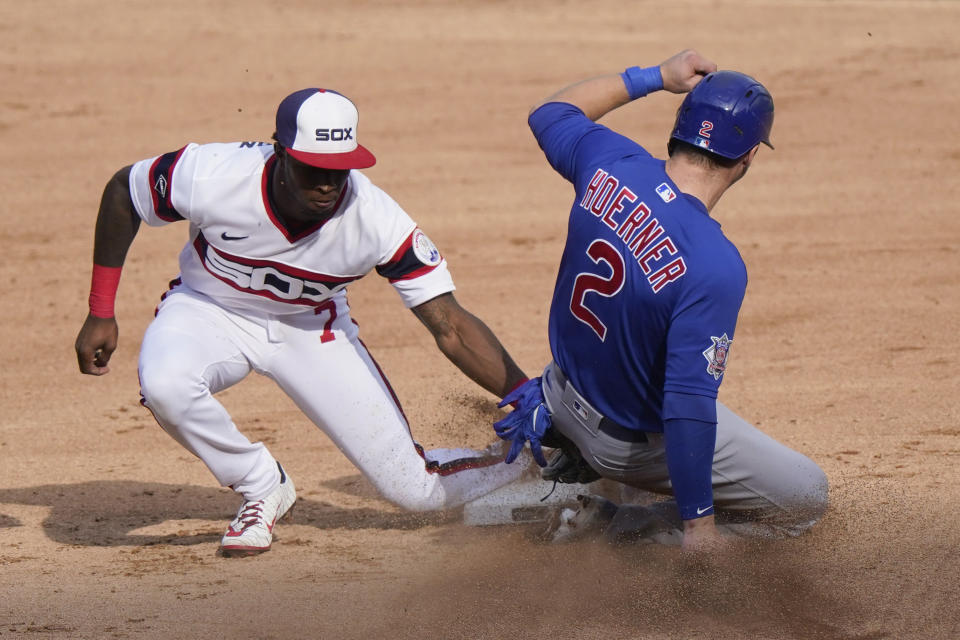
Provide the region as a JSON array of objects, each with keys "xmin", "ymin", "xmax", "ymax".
[{"xmin": 128, "ymin": 142, "xmax": 455, "ymax": 316}]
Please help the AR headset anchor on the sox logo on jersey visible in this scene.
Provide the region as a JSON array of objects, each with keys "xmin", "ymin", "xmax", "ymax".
[{"xmin": 194, "ymin": 233, "xmax": 357, "ymax": 306}]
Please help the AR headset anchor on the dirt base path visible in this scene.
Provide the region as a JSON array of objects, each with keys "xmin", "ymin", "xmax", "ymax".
[{"xmin": 1, "ymin": 1, "xmax": 958, "ymax": 638}]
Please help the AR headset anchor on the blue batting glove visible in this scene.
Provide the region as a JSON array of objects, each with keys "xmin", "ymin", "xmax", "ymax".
[{"xmin": 493, "ymin": 377, "xmax": 551, "ymax": 466}]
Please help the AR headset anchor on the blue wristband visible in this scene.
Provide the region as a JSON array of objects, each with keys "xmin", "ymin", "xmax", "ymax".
[{"xmin": 620, "ymin": 65, "xmax": 664, "ymax": 100}]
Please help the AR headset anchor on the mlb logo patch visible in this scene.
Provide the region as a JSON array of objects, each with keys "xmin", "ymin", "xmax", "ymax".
[
  {"xmin": 655, "ymin": 182, "xmax": 676, "ymax": 203},
  {"xmin": 695, "ymin": 138, "xmax": 711, "ymax": 149},
  {"xmin": 572, "ymin": 399, "xmax": 589, "ymax": 422}
]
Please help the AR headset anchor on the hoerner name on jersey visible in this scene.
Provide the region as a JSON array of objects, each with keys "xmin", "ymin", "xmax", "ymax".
[{"xmin": 580, "ymin": 167, "xmax": 687, "ymax": 293}]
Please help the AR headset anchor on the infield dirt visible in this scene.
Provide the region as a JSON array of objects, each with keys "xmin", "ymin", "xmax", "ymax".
[{"xmin": 1, "ymin": 1, "xmax": 958, "ymax": 638}]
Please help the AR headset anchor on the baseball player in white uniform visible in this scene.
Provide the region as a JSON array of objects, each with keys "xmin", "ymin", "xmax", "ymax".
[{"xmin": 74, "ymin": 88, "xmax": 533, "ymax": 556}]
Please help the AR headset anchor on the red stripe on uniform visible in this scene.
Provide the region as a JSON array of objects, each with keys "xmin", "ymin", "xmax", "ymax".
[
  {"xmin": 388, "ymin": 262, "xmax": 440, "ymax": 283},
  {"xmin": 385, "ymin": 233, "xmax": 414, "ymax": 263},
  {"xmin": 148, "ymin": 146, "xmax": 188, "ymax": 222},
  {"xmin": 154, "ymin": 277, "xmax": 182, "ymax": 316},
  {"xmin": 377, "ymin": 229, "xmax": 442, "ymax": 282},
  {"xmin": 356, "ymin": 337, "xmax": 409, "ymax": 430},
  {"xmin": 413, "ymin": 443, "xmax": 505, "ymax": 476}
]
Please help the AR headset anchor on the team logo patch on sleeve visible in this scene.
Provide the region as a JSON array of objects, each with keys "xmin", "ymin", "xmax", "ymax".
[
  {"xmin": 154, "ymin": 174, "xmax": 168, "ymax": 199},
  {"xmin": 412, "ymin": 229, "xmax": 441, "ymax": 266},
  {"xmin": 702, "ymin": 333, "xmax": 732, "ymax": 380}
]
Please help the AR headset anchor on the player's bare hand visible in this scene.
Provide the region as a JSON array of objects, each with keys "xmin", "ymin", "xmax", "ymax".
[
  {"xmin": 680, "ymin": 514, "xmax": 730, "ymax": 553},
  {"xmin": 660, "ymin": 49, "xmax": 718, "ymax": 94},
  {"xmin": 75, "ymin": 314, "xmax": 119, "ymax": 375}
]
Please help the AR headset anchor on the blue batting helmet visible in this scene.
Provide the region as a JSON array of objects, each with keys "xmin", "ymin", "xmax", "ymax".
[{"xmin": 669, "ymin": 71, "xmax": 774, "ymax": 160}]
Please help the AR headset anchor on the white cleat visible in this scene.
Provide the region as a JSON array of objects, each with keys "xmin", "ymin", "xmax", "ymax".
[{"xmin": 220, "ymin": 465, "xmax": 296, "ymax": 557}]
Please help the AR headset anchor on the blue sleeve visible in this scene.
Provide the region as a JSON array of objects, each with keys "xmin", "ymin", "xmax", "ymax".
[
  {"xmin": 528, "ymin": 102, "xmax": 650, "ymax": 185},
  {"xmin": 663, "ymin": 417, "xmax": 716, "ymax": 520},
  {"xmin": 663, "ymin": 270, "xmax": 745, "ymax": 407},
  {"xmin": 660, "ymin": 254, "xmax": 744, "ymax": 519}
]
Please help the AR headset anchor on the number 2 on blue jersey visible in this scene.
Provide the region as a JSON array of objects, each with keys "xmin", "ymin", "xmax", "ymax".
[{"xmin": 569, "ymin": 239, "xmax": 625, "ymax": 341}]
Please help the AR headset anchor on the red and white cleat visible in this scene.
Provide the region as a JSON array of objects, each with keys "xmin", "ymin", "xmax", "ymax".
[{"xmin": 220, "ymin": 465, "xmax": 296, "ymax": 557}]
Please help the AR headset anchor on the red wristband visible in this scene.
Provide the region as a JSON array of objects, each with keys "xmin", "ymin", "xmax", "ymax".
[{"xmin": 88, "ymin": 264, "xmax": 122, "ymax": 318}]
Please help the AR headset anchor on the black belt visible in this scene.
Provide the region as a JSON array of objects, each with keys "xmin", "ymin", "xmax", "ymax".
[{"xmin": 598, "ymin": 416, "xmax": 648, "ymax": 443}]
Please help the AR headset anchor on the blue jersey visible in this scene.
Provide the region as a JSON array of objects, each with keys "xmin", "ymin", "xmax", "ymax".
[{"xmin": 529, "ymin": 102, "xmax": 746, "ymax": 432}]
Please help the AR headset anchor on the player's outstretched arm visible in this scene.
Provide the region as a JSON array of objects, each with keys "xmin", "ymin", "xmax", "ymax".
[
  {"xmin": 411, "ymin": 293, "xmax": 527, "ymax": 399},
  {"xmin": 413, "ymin": 292, "xmax": 547, "ymax": 464},
  {"xmin": 75, "ymin": 166, "xmax": 141, "ymax": 376},
  {"xmin": 529, "ymin": 49, "xmax": 717, "ymax": 122}
]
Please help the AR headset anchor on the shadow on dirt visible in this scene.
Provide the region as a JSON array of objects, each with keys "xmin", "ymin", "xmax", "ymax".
[
  {"xmin": 0, "ymin": 513, "xmax": 22, "ymax": 528},
  {"xmin": 0, "ymin": 480, "xmax": 454, "ymax": 547}
]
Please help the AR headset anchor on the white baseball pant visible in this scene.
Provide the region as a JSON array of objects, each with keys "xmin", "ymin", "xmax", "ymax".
[{"xmin": 137, "ymin": 283, "xmax": 524, "ymax": 508}]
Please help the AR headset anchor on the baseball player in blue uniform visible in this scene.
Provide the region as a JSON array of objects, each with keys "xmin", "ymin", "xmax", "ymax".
[
  {"xmin": 494, "ymin": 50, "xmax": 828, "ymax": 551},
  {"xmin": 74, "ymin": 88, "xmax": 537, "ymax": 556}
]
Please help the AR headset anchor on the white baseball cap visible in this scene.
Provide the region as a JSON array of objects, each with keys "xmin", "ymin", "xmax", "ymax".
[{"xmin": 275, "ymin": 88, "xmax": 376, "ymax": 169}]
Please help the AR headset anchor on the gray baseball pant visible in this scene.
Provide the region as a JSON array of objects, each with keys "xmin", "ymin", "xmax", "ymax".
[{"xmin": 541, "ymin": 361, "xmax": 828, "ymax": 537}]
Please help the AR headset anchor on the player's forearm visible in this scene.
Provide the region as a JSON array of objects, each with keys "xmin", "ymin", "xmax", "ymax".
[
  {"xmin": 92, "ymin": 166, "xmax": 141, "ymax": 267},
  {"xmin": 413, "ymin": 294, "xmax": 527, "ymax": 397},
  {"xmin": 439, "ymin": 316, "xmax": 527, "ymax": 398},
  {"xmin": 529, "ymin": 64, "xmax": 667, "ymax": 122},
  {"xmin": 663, "ymin": 417, "xmax": 717, "ymax": 520}
]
